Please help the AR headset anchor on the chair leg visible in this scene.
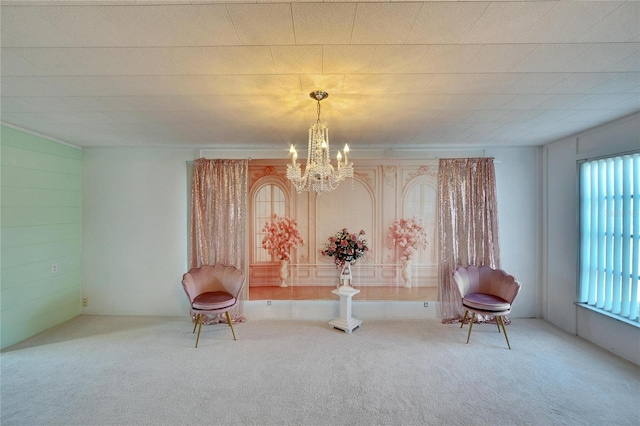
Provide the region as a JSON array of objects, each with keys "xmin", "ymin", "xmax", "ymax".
[
  {"xmin": 496, "ymin": 317, "xmax": 501, "ymax": 333},
  {"xmin": 192, "ymin": 314, "xmax": 199, "ymax": 334},
  {"xmin": 466, "ymin": 312, "xmax": 475, "ymax": 343},
  {"xmin": 195, "ymin": 314, "xmax": 204, "ymax": 348},
  {"xmin": 225, "ymin": 311, "xmax": 237, "ymax": 340},
  {"xmin": 460, "ymin": 310, "xmax": 468, "ymax": 328},
  {"xmin": 498, "ymin": 316, "xmax": 512, "ymax": 350}
]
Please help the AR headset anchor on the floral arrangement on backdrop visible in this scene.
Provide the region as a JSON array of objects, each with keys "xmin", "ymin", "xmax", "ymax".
[
  {"xmin": 322, "ymin": 228, "xmax": 369, "ymax": 267},
  {"xmin": 261, "ymin": 214, "xmax": 304, "ymax": 262},
  {"xmin": 388, "ymin": 217, "xmax": 428, "ymax": 261}
]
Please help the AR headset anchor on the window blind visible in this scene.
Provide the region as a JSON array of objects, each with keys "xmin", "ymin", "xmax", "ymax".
[{"xmin": 579, "ymin": 153, "xmax": 639, "ymax": 323}]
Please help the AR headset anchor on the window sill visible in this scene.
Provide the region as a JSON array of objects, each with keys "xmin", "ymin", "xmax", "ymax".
[{"xmin": 576, "ymin": 303, "xmax": 640, "ymax": 329}]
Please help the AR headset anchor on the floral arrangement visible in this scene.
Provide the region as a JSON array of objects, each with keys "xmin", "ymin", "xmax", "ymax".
[
  {"xmin": 261, "ymin": 214, "xmax": 304, "ymax": 261},
  {"xmin": 388, "ymin": 217, "xmax": 428, "ymax": 261},
  {"xmin": 321, "ymin": 228, "xmax": 369, "ymax": 267}
]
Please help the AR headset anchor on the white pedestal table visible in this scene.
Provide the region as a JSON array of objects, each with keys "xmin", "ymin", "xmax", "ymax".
[{"xmin": 329, "ymin": 287, "xmax": 362, "ymax": 333}]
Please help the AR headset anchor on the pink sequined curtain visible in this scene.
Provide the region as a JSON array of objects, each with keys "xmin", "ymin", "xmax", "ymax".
[
  {"xmin": 438, "ymin": 158, "xmax": 501, "ymax": 323},
  {"xmin": 190, "ymin": 158, "xmax": 247, "ymax": 323}
]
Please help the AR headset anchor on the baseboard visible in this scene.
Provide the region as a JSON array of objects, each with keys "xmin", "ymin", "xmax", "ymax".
[{"xmin": 244, "ymin": 300, "xmax": 441, "ymax": 321}]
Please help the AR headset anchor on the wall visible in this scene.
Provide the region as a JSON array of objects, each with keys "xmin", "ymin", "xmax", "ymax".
[
  {"xmin": 543, "ymin": 113, "xmax": 639, "ymax": 365},
  {"xmin": 488, "ymin": 147, "xmax": 542, "ymax": 319},
  {"xmin": 81, "ymin": 146, "xmax": 540, "ymax": 319},
  {"xmin": 6, "ymin": 116, "xmax": 636, "ymax": 360},
  {"xmin": 1, "ymin": 125, "xmax": 82, "ymax": 349},
  {"xmin": 81, "ymin": 147, "xmax": 193, "ymax": 316}
]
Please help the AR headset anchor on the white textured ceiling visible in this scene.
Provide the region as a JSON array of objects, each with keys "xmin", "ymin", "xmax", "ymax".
[{"xmin": 0, "ymin": 0, "xmax": 639, "ymax": 151}]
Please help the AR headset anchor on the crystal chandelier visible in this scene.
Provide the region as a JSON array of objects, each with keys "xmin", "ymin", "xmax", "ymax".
[{"xmin": 286, "ymin": 91, "xmax": 354, "ymax": 194}]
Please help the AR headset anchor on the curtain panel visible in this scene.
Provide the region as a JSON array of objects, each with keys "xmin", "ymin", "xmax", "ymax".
[
  {"xmin": 190, "ymin": 158, "xmax": 248, "ymax": 322},
  {"xmin": 438, "ymin": 158, "xmax": 501, "ymax": 323}
]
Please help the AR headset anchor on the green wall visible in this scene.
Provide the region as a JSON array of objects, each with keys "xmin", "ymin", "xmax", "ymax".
[{"xmin": 1, "ymin": 126, "xmax": 82, "ymax": 349}]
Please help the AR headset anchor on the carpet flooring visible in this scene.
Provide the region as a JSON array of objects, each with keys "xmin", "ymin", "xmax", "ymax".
[{"xmin": 1, "ymin": 315, "xmax": 638, "ymax": 426}]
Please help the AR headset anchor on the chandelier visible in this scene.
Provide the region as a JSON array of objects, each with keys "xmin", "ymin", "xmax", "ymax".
[{"xmin": 286, "ymin": 91, "xmax": 354, "ymax": 194}]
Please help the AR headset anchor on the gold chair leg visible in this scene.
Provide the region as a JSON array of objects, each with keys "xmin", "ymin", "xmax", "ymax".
[
  {"xmin": 195, "ymin": 314, "xmax": 204, "ymax": 348},
  {"xmin": 498, "ymin": 316, "xmax": 512, "ymax": 349},
  {"xmin": 226, "ymin": 311, "xmax": 237, "ymax": 340},
  {"xmin": 496, "ymin": 317, "xmax": 501, "ymax": 333},
  {"xmin": 466, "ymin": 312, "xmax": 475, "ymax": 343},
  {"xmin": 460, "ymin": 310, "xmax": 468, "ymax": 328},
  {"xmin": 192, "ymin": 314, "xmax": 199, "ymax": 334}
]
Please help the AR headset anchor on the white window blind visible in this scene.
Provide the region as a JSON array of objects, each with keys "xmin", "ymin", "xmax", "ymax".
[{"xmin": 579, "ymin": 152, "xmax": 639, "ymax": 324}]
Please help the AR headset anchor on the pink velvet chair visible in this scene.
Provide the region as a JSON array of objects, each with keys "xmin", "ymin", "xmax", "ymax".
[
  {"xmin": 452, "ymin": 265, "xmax": 522, "ymax": 349},
  {"xmin": 182, "ymin": 263, "xmax": 245, "ymax": 348}
]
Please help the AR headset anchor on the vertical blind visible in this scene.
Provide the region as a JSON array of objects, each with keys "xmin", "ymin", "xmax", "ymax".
[{"xmin": 579, "ymin": 152, "xmax": 639, "ymax": 323}]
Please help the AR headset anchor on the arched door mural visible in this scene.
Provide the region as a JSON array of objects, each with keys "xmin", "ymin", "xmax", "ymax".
[
  {"xmin": 403, "ymin": 180, "xmax": 437, "ymax": 265},
  {"xmin": 249, "ymin": 175, "xmax": 293, "ymax": 287},
  {"xmin": 253, "ymin": 182, "xmax": 286, "ymax": 262},
  {"xmin": 403, "ymin": 178, "xmax": 438, "ymax": 286},
  {"xmin": 315, "ymin": 174, "xmax": 375, "ymax": 284}
]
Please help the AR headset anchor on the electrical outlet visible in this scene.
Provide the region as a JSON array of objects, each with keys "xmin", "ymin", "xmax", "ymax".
[
  {"xmin": 267, "ymin": 300, "xmax": 272, "ymax": 306},
  {"xmin": 82, "ymin": 298, "xmax": 88, "ymax": 307},
  {"xmin": 423, "ymin": 302, "xmax": 429, "ymax": 308},
  {"xmin": 51, "ymin": 264, "xmax": 58, "ymax": 273}
]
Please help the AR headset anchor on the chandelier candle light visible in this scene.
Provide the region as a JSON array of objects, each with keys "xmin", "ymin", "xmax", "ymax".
[{"xmin": 287, "ymin": 91, "xmax": 354, "ymax": 194}]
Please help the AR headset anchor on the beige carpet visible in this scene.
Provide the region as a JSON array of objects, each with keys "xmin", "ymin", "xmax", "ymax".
[{"xmin": 1, "ymin": 315, "xmax": 638, "ymax": 426}]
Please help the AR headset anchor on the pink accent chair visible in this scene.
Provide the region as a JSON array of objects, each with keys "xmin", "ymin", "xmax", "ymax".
[
  {"xmin": 452, "ymin": 265, "xmax": 522, "ymax": 349},
  {"xmin": 182, "ymin": 263, "xmax": 245, "ymax": 348}
]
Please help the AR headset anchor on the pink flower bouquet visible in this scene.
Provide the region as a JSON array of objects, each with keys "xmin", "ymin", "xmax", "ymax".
[
  {"xmin": 322, "ymin": 228, "xmax": 369, "ymax": 267},
  {"xmin": 388, "ymin": 218, "xmax": 427, "ymax": 261},
  {"xmin": 261, "ymin": 215, "xmax": 304, "ymax": 261}
]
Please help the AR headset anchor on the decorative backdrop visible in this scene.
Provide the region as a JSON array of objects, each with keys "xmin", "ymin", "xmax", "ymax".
[{"xmin": 248, "ymin": 159, "xmax": 438, "ymax": 295}]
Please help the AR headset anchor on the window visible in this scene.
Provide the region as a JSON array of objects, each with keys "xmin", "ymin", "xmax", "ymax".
[
  {"xmin": 253, "ymin": 183, "xmax": 286, "ymax": 262},
  {"xmin": 579, "ymin": 152, "xmax": 639, "ymax": 324}
]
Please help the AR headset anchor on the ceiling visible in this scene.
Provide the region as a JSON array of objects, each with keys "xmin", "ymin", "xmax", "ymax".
[{"xmin": 1, "ymin": 1, "xmax": 639, "ymax": 152}]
